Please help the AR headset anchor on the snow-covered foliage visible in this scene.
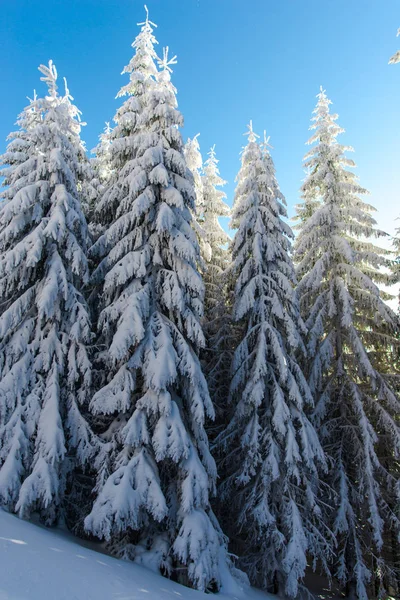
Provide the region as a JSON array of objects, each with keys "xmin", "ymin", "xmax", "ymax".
[
  {"xmin": 86, "ymin": 122, "xmax": 114, "ymax": 241},
  {"xmin": 0, "ymin": 61, "xmax": 96, "ymax": 524},
  {"xmin": 1, "ymin": 10, "xmax": 400, "ymax": 600},
  {"xmin": 84, "ymin": 12, "xmax": 227, "ymax": 592},
  {"xmin": 92, "ymin": 122, "xmax": 113, "ymax": 191},
  {"xmin": 184, "ymin": 134, "xmax": 204, "ymax": 212},
  {"xmin": 294, "ymin": 88, "xmax": 400, "ymax": 599},
  {"xmin": 389, "ymin": 28, "xmax": 400, "ymax": 64},
  {"xmin": 184, "ymin": 134, "xmax": 210, "ymax": 262},
  {"xmin": 216, "ymin": 122, "xmax": 329, "ymax": 598},
  {"xmin": 0, "ymin": 92, "xmax": 41, "ymax": 199},
  {"xmin": 202, "ymin": 146, "xmax": 230, "ymax": 264},
  {"xmin": 200, "ymin": 146, "xmax": 232, "ymax": 421},
  {"xmin": 293, "ymin": 167, "xmax": 321, "ymax": 231},
  {"xmin": 59, "ymin": 79, "xmax": 98, "ymax": 236}
]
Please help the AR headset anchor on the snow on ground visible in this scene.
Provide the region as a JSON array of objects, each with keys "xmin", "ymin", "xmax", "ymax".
[{"xmin": 0, "ymin": 509, "xmax": 273, "ymax": 600}]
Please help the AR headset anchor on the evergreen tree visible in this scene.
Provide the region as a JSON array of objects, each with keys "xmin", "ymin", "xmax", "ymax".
[
  {"xmin": 200, "ymin": 146, "xmax": 232, "ymax": 422},
  {"xmin": 202, "ymin": 145, "xmax": 230, "ymax": 270},
  {"xmin": 293, "ymin": 167, "xmax": 321, "ymax": 229},
  {"xmin": 84, "ymin": 13, "xmax": 227, "ymax": 591},
  {"xmin": 62, "ymin": 80, "xmax": 98, "ymax": 241},
  {"xmin": 217, "ymin": 122, "xmax": 328, "ymax": 598},
  {"xmin": 0, "ymin": 92, "xmax": 42, "ymax": 206},
  {"xmin": 294, "ymin": 88, "xmax": 400, "ymax": 599},
  {"xmin": 184, "ymin": 134, "xmax": 203, "ymax": 213},
  {"xmin": 389, "ymin": 28, "xmax": 400, "ymax": 64},
  {"xmin": 184, "ymin": 134, "xmax": 210, "ymax": 262},
  {"xmin": 87, "ymin": 122, "xmax": 113, "ymax": 241},
  {"xmin": 0, "ymin": 61, "xmax": 96, "ymax": 524},
  {"xmin": 92, "ymin": 122, "xmax": 113, "ymax": 191}
]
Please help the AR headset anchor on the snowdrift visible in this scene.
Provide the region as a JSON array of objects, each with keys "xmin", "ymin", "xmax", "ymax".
[{"xmin": 0, "ymin": 509, "xmax": 273, "ymax": 600}]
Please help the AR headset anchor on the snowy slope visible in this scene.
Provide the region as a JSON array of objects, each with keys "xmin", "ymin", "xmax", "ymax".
[{"xmin": 0, "ymin": 509, "xmax": 273, "ymax": 600}]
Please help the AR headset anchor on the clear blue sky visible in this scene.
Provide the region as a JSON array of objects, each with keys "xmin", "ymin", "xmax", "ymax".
[{"xmin": 1, "ymin": 0, "xmax": 399, "ymax": 237}]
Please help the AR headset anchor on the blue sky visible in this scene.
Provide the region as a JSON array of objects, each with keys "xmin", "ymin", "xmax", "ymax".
[{"xmin": 1, "ymin": 0, "xmax": 399, "ymax": 237}]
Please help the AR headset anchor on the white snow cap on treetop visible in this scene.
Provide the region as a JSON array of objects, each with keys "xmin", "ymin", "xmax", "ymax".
[
  {"xmin": 38, "ymin": 60, "xmax": 58, "ymax": 97},
  {"xmin": 244, "ymin": 120, "xmax": 259, "ymax": 143},
  {"xmin": 158, "ymin": 46, "xmax": 177, "ymax": 72},
  {"xmin": 261, "ymin": 130, "xmax": 273, "ymax": 151},
  {"xmin": 139, "ymin": 4, "xmax": 157, "ymax": 30}
]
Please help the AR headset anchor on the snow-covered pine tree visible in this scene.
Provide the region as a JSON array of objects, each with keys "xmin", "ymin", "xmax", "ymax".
[
  {"xmin": 92, "ymin": 122, "xmax": 113, "ymax": 191},
  {"xmin": 22, "ymin": 90, "xmax": 42, "ymax": 132},
  {"xmin": 86, "ymin": 122, "xmax": 114, "ymax": 241},
  {"xmin": 0, "ymin": 61, "xmax": 96, "ymax": 525},
  {"xmin": 292, "ymin": 101, "xmax": 337, "ymax": 255},
  {"xmin": 87, "ymin": 6, "xmax": 160, "ymax": 341},
  {"xmin": 202, "ymin": 145, "xmax": 230, "ymax": 273},
  {"xmin": 0, "ymin": 92, "xmax": 42, "ymax": 209},
  {"xmin": 200, "ymin": 146, "xmax": 232, "ymax": 423},
  {"xmin": 184, "ymin": 134, "xmax": 203, "ymax": 213},
  {"xmin": 389, "ymin": 28, "xmax": 400, "ymax": 64},
  {"xmin": 183, "ymin": 139, "xmax": 232, "ymax": 417},
  {"xmin": 89, "ymin": 6, "xmax": 158, "ymax": 242},
  {"xmin": 216, "ymin": 122, "xmax": 328, "ymax": 598},
  {"xmin": 294, "ymin": 88, "xmax": 400, "ymax": 600},
  {"xmin": 293, "ymin": 167, "xmax": 321, "ymax": 230},
  {"xmin": 63, "ymin": 81, "xmax": 98, "ymax": 247},
  {"xmin": 84, "ymin": 13, "xmax": 227, "ymax": 591},
  {"xmin": 184, "ymin": 134, "xmax": 210, "ymax": 262}
]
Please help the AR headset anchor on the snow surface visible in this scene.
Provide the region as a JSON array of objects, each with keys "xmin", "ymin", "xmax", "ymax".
[{"xmin": 0, "ymin": 509, "xmax": 274, "ymax": 600}]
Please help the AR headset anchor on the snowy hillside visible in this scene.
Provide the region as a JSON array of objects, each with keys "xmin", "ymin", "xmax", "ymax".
[{"xmin": 0, "ymin": 509, "xmax": 273, "ymax": 600}]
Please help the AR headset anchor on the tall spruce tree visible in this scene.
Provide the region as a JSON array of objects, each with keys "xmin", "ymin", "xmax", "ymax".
[
  {"xmin": 294, "ymin": 88, "xmax": 400, "ymax": 599},
  {"xmin": 293, "ymin": 166, "xmax": 322, "ymax": 229},
  {"xmin": 184, "ymin": 134, "xmax": 210, "ymax": 263},
  {"xmin": 87, "ymin": 122, "xmax": 113, "ymax": 241},
  {"xmin": 200, "ymin": 146, "xmax": 232, "ymax": 422},
  {"xmin": 0, "ymin": 61, "xmax": 96, "ymax": 524},
  {"xmin": 63, "ymin": 80, "xmax": 98, "ymax": 244},
  {"xmin": 217, "ymin": 123, "xmax": 328, "ymax": 598},
  {"xmin": 92, "ymin": 122, "xmax": 113, "ymax": 192},
  {"xmin": 202, "ymin": 145, "xmax": 230, "ymax": 273},
  {"xmin": 0, "ymin": 91, "xmax": 42, "ymax": 202},
  {"xmin": 84, "ymin": 13, "xmax": 227, "ymax": 592},
  {"xmin": 184, "ymin": 134, "xmax": 204, "ymax": 213}
]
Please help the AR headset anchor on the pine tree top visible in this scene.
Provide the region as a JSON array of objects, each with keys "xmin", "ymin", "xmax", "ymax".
[{"xmin": 295, "ymin": 88, "xmax": 395, "ymax": 298}]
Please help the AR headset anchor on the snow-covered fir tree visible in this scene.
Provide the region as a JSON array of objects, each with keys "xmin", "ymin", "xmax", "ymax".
[
  {"xmin": 89, "ymin": 8, "xmax": 159, "ymax": 240},
  {"xmin": 184, "ymin": 134, "xmax": 203, "ymax": 213},
  {"xmin": 92, "ymin": 122, "xmax": 113, "ymax": 191},
  {"xmin": 86, "ymin": 122, "xmax": 113, "ymax": 241},
  {"xmin": 183, "ymin": 137, "xmax": 232, "ymax": 428},
  {"xmin": 389, "ymin": 28, "xmax": 400, "ymax": 64},
  {"xmin": 0, "ymin": 92, "xmax": 42, "ymax": 206},
  {"xmin": 202, "ymin": 145, "xmax": 230, "ymax": 271},
  {"xmin": 84, "ymin": 13, "xmax": 228, "ymax": 592},
  {"xmin": 55, "ymin": 77, "xmax": 98, "ymax": 230},
  {"xmin": 200, "ymin": 146, "xmax": 232, "ymax": 422},
  {"xmin": 217, "ymin": 122, "xmax": 329, "ymax": 598},
  {"xmin": 22, "ymin": 90, "xmax": 41, "ymax": 131},
  {"xmin": 184, "ymin": 134, "xmax": 210, "ymax": 262},
  {"xmin": 0, "ymin": 61, "xmax": 96, "ymax": 525},
  {"xmin": 293, "ymin": 166, "xmax": 321, "ymax": 230},
  {"xmin": 294, "ymin": 88, "xmax": 400, "ymax": 600}
]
